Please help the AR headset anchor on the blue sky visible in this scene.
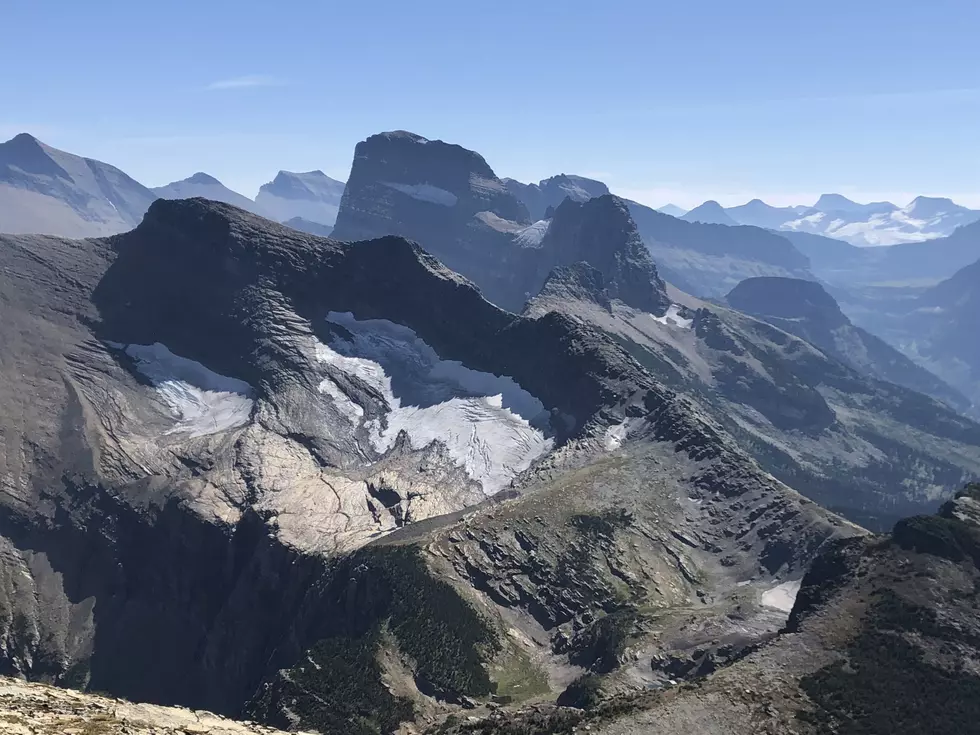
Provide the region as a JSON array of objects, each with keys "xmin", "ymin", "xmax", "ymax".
[{"xmin": 2, "ymin": 0, "xmax": 978, "ymax": 208}]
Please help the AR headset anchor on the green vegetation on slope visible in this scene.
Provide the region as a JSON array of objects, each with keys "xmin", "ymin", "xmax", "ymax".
[
  {"xmin": 250, "ymin": 545, "xmax": 500, "ymax": 734},
  {"xmin": 800, "ymin": 591, "xmax": 980, "ymax": 735}
]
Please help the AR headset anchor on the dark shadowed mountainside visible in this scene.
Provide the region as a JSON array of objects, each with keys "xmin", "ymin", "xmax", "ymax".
[{"xmin": 726, "ymin": 276, "xmax": 973, "ymax": 415}]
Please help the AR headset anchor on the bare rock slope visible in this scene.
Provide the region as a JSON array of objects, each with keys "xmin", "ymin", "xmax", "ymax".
[
  {"xmin": 0, "ymin": 675, "xmax": 307, "ymax": 735},
  {"xmin": 437, "ymin": 484, "xmax": 980, "ymax": 734}
]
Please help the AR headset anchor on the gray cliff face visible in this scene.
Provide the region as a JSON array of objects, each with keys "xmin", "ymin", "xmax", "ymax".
[
  {"xmin": 332, "ymin": 133, "xmax": 669, "ymax": 316},
  {"xmin": 536, "ymin": 196, "xmax": 670, "ymax": 315},
  {"xmin": 0, "ymin": 199, "xmax": 851, "ymax": 734},
  {"xmin": 726, "ymin": 276, "xmax": 972, "ymax": 414},
  {"xmin": 332, "ymin": 131, "xmax": 534, "ymax": 310}
]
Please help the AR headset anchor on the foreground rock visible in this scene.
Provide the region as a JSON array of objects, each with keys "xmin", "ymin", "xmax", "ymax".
[
  {"xmin": 0, "ymin": 676, "xmax": 307, "ymax": 734},
  {"xmin": 429, "ymin": 484, "xmax": 980, "ymax": 734}
]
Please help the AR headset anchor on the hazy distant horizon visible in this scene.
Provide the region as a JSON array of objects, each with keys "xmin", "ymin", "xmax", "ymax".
[{"xmin": 4, "ymin": 0, "xmax": 978, "ymax": 209}]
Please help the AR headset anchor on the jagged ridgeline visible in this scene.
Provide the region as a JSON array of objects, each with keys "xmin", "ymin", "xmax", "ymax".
[{"xmin": 0, "ymin": 198, "xmax": 854, "ymax": 734}]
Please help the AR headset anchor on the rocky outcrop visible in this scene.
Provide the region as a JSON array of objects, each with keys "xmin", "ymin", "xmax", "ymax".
[
  {"xmin": 536, "ymin": 196, "xmax": 670, "ymax": 315},
  {"xmin": 536, "ymin": 263, "xmax": 613, "ymax": 312},
  {"xmin": 331, "ymin": 131, "xmax": 534, "ymax": 310},
  {"xmin": 726, "ymin": 276, "xmax": 972, "ymax": 414},
  {"xmin": 0, "ymin": 676, "xmax": 308, "ymax": 734},
  {"xmin": 331, "ymin": 133, "xmax": 672, "ymax": 316}
]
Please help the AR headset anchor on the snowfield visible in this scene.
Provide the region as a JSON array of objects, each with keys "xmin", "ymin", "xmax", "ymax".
[
  {"xmin": 124, "ymin": 343, "xmax": 255, "ymax": 437},
  {"xmin": 651, "ymin": 304, "xmax": 693, "ymax": 329},
  {"xmin": 761, "ymin": 580, "xmax": 802, "ymax": 613},
  {"xmin": 514, "ymin": 219, "xmax": 550, "ymax": 247},
  {"xmin": 316, "ymin": 312, "xmax": 554, "ymax": 494},
  {"xmin": 382, "ymin": 181, "xmax": 458, "ymax": 207}
]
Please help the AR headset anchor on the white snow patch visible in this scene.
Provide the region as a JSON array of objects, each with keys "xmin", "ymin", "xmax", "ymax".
[
  {"xmin": 515, "ymin": 219, "xmax": 550, "ymax": 247},
  {"xmin": 315, "ymin": 312, "xmax": 553, "ymax": 494},
  {"xmin": 603, "ymin": 421, "xmax": 629, "ymax": 451},
  {"xmin": 761, "ymin": 580, "xmax": 802, "ymax": 613},
  {"xmin": 317, "ymin": 377, "xmax": 365, "ymax": 421},
  {"xmin": 650, "ymin": 304, "xmax": 693, "ymax": 329},
  {"xmin": 382, "ymin": 181, "xmax": 458, "ymax": 207},
  {"xmin": 124, "ymin": 343, "xmax": 254, "ymax": 437}
]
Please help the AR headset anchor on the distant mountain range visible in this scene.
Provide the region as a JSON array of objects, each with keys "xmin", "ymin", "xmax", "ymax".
[
  {"xmin": 680, "ymin": 200, "xmax": 739, "ymax": 226},
  {"xmin": 783, "ymin": 219, "xmax": 980, "ymax": 286},
  {"xmin": 717, "ymin": 193, "xmax": 980, "ymax": 247},
  {"xmin": 0, "ymin": 133, "xmax": 346, "ymax": 238},
  {"xmin": 5, "ymin": 125, "xmax": 980, "ymax": 734},
  {"xmin": 655, "ymin": 193, "xmax": 979, "ymax": 247},
  {"xmin": 502, "ymin": 176, "xmax": 816, "ymax": 298},
  {"xmin": 255, "ymin": 170, "xmax": 346, "ymax": 226},
  {"xmin": 656, "ymin": 203, "xmax": 687, "ymax": 217},
  {"xmin": 331, "ymin": 130, "xmax": 980, "ymax": 529},
  {"xmin": 152, "ymin": 172, "xmax": 263, "ymax": 215},
  {"xmin": 0, "ymin": 133, "xmax": 157, "ymax": 237}
]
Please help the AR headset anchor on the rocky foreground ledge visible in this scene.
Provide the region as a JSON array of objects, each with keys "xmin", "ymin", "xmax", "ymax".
[{"xmin": 0, "ymin": 676, "xmax": 310, "ymax": 735}]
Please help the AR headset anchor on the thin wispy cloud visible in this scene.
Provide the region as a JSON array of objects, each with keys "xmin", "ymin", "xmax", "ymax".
[{"xmin": 206, "ymin": 74, "xmax": 286, "ymax": 91}]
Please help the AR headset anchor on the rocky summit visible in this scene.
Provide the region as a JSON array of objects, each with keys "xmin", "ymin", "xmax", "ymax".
[
  {"xmin": 0, "ymin": 198, "xmax": 857, "ymax": 734},
  {"xmin": 332, "ymin": 132, "xmax": 672, "ymax": 316}
]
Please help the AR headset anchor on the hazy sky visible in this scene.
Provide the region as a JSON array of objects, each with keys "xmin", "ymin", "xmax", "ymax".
[{"xmin": 3, "ymin": 0, "xmax": 978, "ymax": 209}]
